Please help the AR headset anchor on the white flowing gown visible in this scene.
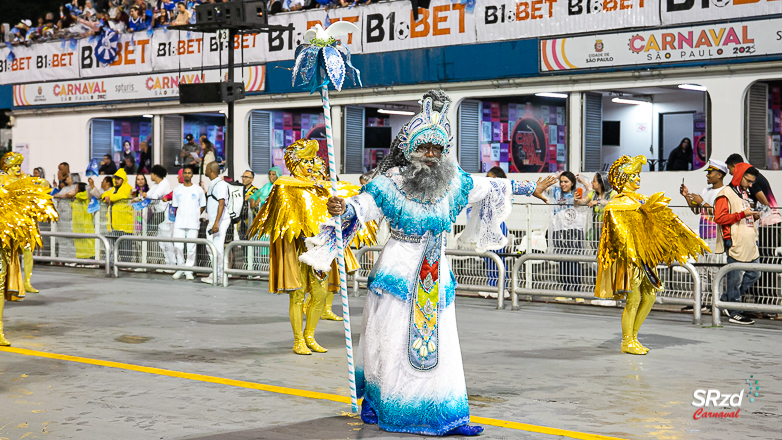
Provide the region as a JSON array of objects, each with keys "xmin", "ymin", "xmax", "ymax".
[{"xmin": 301, "ymin": 165, "xmax": 536, "ymax": 435}]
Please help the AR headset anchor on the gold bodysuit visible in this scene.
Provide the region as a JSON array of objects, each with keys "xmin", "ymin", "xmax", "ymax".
[
  {"xmin": 248, "ymin": 139, "xmax": 374, "ymax": 355},
  {"xmin": 0, "ymin": 152, "xmax": 59, "ymax": 346},
  {"xmin": 596, "ymin": 155, "xmax": 709, "ymax": 354}
]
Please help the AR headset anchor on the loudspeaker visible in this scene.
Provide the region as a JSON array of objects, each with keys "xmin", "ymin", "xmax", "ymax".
[
  {"xmin": 221, "ymin": 82, "xmax": 245, "ymax": 102},
  {"xmin": 179, "ymin": 83, "xmax": 221, "ymax": 104},
  {"xmin": 179, "ymin": 82, "xmax": 245, "ymax": 104},
  {"xmin": 194, "ymin": 1, "xmax": 268, "ymax": 26}
]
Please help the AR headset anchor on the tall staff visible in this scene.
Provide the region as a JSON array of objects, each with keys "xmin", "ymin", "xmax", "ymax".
[{"xmin": 292, "ymin": 22, "xmax": 362, "ymax": 412}]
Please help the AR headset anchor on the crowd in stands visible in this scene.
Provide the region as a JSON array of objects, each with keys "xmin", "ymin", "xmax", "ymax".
[{"xmin": 4, "ymin": 0, "xmax": 376, "ymax": 46}]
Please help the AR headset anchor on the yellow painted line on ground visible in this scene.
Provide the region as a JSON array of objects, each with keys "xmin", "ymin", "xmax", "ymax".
[
  {"xmin": 471, "ymin": 416, "xmax": 626, "ymax": 440},
  {"xmin": 1, "ymin": 346, "xmax": 627, "ymax": 440},
  {"xmin": 1, "ymin": 347, "xmax": 349, "ymax": 404}
]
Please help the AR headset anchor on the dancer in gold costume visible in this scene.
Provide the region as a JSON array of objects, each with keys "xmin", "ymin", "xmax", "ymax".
[
  {"xmin": 0, "ymin": 152, "xmax": 59, "ymax": 345},
  {"xmin": 1, "ymin": 153, "xmax": 44, "ymax": 294},
  {"xmin": 248, "ymin": 140, "xmax": 374, "ymax": 355},
  {"xmin": 596, "ymin": 155, "xmax": 709, "ymax": 355}
]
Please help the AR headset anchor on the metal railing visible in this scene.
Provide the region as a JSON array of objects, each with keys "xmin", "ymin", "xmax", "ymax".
[
  {"xmin": 113, "ymin": 236, "xmax": 220, "ymax": 285},
  {"xmin": 352, "ymin": 246, "xmax": 507, "ymax": 309},
  {"xmin": 222, "ymin": 240, "xmax": 270, "ymax": 286},
  {"xmin": 510, "ymin": 253, "xmax": 703, "ymax": 324},
  {"xmin": 41, "ymin": 197, "xmax": 781, "ymax": 319},
  {"xmin": 36, "ymin": 231, "xmax": 112, "ymax": 277},
  {"xmin": 711, "ymin": 263, "xmax": 782, "ymax": 327}
]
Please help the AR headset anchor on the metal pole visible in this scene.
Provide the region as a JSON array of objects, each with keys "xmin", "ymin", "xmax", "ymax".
[
  {"xmin": 226, "ymin": 28, "xmax": 236, "ymax": 178},
  {"xmin": 320, "ymin": 85, "xmax": 358, "ymax": 413},
  {"xmin": 684, "ymin": 262, "xmax": 701, "ymax": 326}
]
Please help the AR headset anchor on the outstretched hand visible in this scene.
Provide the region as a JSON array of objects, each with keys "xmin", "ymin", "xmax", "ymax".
[
  {"xmin": 327, "ymin": 196, "xmax": 346, "ymax": 216},
  {"xmin": 532, "ymin": 175, "xmax": 558, "ymax": 203}
]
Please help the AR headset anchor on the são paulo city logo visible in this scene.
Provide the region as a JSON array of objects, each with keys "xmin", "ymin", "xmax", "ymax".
[{"xmin": 691, "ymin": 375, "xmax": 761, "ymax": 420}]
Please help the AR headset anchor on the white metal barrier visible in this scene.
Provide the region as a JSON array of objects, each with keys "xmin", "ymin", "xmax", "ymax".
[
  {"xmin": 43, "ymin": 196, "xmax": 781, "ymax": 320},
  {"xmin": 36, "ymin": 231, "xmax": 112, "ymax": 277},
  {"xmin": 112, "ymin": 236, "xmax": 220, "ymax": 285},
  {"xmin": 711, "ymin": 263, "xmax": 782, "ymax": 327},
  {"xmin": 509, "ymin": 253, "xmax": 702, "ymax": 324},
  {"xmin": 222, "ymin": 240, "xmax": 270, "ymax": 286}
]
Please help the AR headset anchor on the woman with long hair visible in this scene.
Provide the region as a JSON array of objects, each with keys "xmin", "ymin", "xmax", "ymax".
[
  {"xmin": 666, "ymin": 137, "xmax": 693, "ymax": 171},
  {"xmin": 33, "ymin": 167, "xmax": 51, "ymax": 189},
  {"xmin": 132, "ymin": 174, "xmax": 150, "ymax": 198},
  {"xmin": 197, "ymin": 138, "xmax": 217, "ymax": 178},
  {"xmin": 132, "ymin": 174, "xmax": 151, "ymax": 238},
  {"xmin": 583, "ymin": 172, "xmax": 615, "ymax": 247},
  {"xmin": 548, "ymin": 171, "xmax": 585, "ymax": 292}
]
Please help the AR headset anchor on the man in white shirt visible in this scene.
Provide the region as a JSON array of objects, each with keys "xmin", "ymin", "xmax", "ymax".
[
  {"xmin": 681, "ymin": 159, "xmax": 728, "ymax": 211},
  {"xmin": 144, "ymin": 165, "xmax": 176, "ymax": 268},
  {"xmin": 203, "ymin": 161, "xmax": 231, "ymax": 284},
  {"xmin": 679, "ymin": 158, "xmax": 728, "ymax": 312},
  {"xmin": 172, "ymin": 167, "xmax": 206, "ymax": 280}
]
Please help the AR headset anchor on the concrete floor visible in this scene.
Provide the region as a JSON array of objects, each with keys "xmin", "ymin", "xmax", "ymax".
[{"xmin": 0, "ymin": 266, "xmax": 780, "ymax": 440}]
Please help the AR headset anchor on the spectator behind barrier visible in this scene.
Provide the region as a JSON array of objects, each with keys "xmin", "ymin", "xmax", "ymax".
[
  {"xmin": 33, "ymin": 167, "xmax": 51, "ymax": 189},
  {"xmin": 11, "ymin": 0, "xmax": 383, "ymax": 46},
  {"xmin": 103, "ymin": 168, "xmax": 133, "ymax": 233},
  {"xmin": 725, "ymin": 153, "xmax": 781, "ymax": 312},
  {"xmin": 172, "ymin": 166, "xmax": 206, "ymax": 280},
  {"xmin": 679, "ymin": 159, "xmax": 727, "ymax": 313},
  {"xmin": 73, "ymin": 182, "xmax": 96, "ymax": 260},
  {"xmin": 714, "ymin": 163, "xmax": 761, "ymax": 325},
  {"xmin": 54, "ymin": 173, "xmax": 81, "ymax": 199},
  {"xmin": 99, "ymin": 154, "xmax": 118, "ymax": 175},
  {"xmin": 202, "ymin": 161, "xmax": 230, "ymax": 284},
  {"xmin": 181, "ymin": 134, "xmax": 199, "ymax": 168},
  {"xmin": 89, "ymin": 176, "xmax": 113, "ymax": 200},
  {"xmin": 548, "ymin": 171, "xmax": 585, "ymax": 294},
  {"xmin": 123, "ymin": 156, "xmax": 137, "ymax": 175},
  {"xmin": 56, "ymin": 162, "xmax": 70, "ymax": 188},
  {"xmin": 249, "ymin": 166, "xmax": 281, "ymax": 213},
  {"xmin": 138, "ymin": 142, "xmax": 152, "ymax": 174},
  {"xmin": 239, "ymin": 170, "xmax": 259, "ymax": 238},
  {"xmin": 666, "ymin": 137, "xmax": 693, "ymax": 171}
]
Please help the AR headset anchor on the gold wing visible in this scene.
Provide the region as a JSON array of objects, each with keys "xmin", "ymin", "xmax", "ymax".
[
  {"xmin": 598, "ymin": 192, "xmax": 709, "ymax": 271},
  {"xmin": 248, "ymin": 177, "xmax": 375, "ymax": 246},
  {"xmin": 0, "ymin": 176, "xmax": 59, "ymax": 252}
]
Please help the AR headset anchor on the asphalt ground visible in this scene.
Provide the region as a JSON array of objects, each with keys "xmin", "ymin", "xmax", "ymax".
[{"xmin": 0, "ymin": 266, "xmax": 780, "ymax": 440}]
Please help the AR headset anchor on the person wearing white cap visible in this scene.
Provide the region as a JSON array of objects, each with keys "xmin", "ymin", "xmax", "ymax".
[
  {"xmin": 679, "ymin": 158, "xmax": 727, "ymax": 312},
  {"xmin": 8, "ymin": 20, "xmax": 32, "ymax": 45},
  {"xmin": 680, "ymin": 159, "xmax": 727, "ymax": 214}
]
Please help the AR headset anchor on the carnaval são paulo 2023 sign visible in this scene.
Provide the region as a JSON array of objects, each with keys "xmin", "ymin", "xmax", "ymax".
[{"xmin": 540, "ymin": 17, "xmax": 782, "ymax": 71}]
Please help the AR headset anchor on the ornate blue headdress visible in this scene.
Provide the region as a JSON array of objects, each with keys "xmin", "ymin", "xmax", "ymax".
[{"xmin": 397, "ymin": 96, "xmax": 452, "ymax": 159}]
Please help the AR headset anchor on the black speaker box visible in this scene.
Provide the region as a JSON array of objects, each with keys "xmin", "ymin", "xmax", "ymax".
[
  {"xmin": 221, "ymin": 81, "xmax": 245, "ymax": 102},
  {"xmin": 179, "ymin": 82, "xmax": 245, "ymax": 104},
  {"xmin": 194, "ymin": 1, "xmax": 268, "ymax": 26}
]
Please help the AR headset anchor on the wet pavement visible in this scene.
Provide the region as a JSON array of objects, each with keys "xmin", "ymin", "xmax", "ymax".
[{"xmin": 1, "ymin": 266, "xmax": 780, "ymax": 440}]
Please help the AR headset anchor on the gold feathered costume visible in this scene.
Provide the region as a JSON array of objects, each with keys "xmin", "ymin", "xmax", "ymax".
[
  {"xmin": 248, "ymin": 140, "xmax": 375, "ymax": 355},
  {"xmin": 0, "ymin": 152, "xmax": 59, "ymax": 346},
  {"xmin": 596, "ymin": 155, "xmax": 708, "ymax": 355}
]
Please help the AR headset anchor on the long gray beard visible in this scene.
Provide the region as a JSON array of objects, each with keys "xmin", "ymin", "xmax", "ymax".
[{"xmin": 398, "ymin": 152, "xmax": 456, "ymax": 203}]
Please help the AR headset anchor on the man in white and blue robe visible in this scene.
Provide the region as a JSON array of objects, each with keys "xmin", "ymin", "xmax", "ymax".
[{"xmin": 301, "ymin": 90, "xmax": 555, "ymax": 436}]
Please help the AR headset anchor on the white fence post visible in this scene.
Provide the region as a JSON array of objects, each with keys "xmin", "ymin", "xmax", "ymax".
[
  {"xmin": 141, "ymin": 205, "xmax": 148, "ymax": 265},
  {"xmin": 524, "ymin": 203, "xmax": 532, "ymax": 290}
]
